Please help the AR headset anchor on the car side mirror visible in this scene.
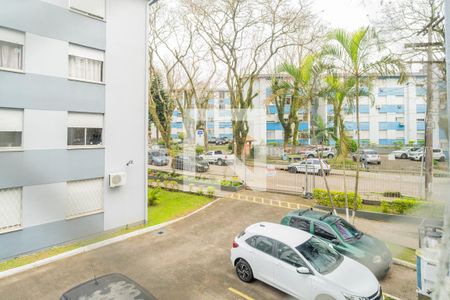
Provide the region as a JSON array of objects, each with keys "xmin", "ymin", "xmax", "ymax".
[
  {"xmin": 331, "ymin": 239, "xmax": 340, "ymax": 245},
  {"xmin": 296, "ymin": 267, "xmax": 311, "ymax": 275}
]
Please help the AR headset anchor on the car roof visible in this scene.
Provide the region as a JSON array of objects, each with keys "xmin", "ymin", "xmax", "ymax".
[
  {"xmin": 245, "ymin": 222, "xmax": 312, "ymax": 247},
  {"xmin": 286, "ymin": 209, "xmax": 342, "ymax": 225}
]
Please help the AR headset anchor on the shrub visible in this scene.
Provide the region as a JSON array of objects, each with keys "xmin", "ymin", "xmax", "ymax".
[
  {"xmin": 228, "ymin": 143, "xmax": 233, "ymax": 151},
  {"xmin": 313, "ymin": 189, "xmax": 362, "ymax": 210},
  {"xmin": 381, "ymin": 198, "xmax": 426, "ymax": 214},
  {"xmin": 148, "ymin": 188, "xmax": 161, "ymax": 206},
  {"xmin": 349, "ymin": 140, "xmax": 358, "ymax": 153},
  {"xmin": 220, "ymin": 180, "xmax": 242, "ymax": 187},
  {"xmin": 206, "ymin": 186, "xmax": 215, "ymax": 196},
  {"xmin": 383, "ymin": 191, "xmax": 402, "ymax": 198},
  {"xmin": 197, "ymin": 187, "xmax": 204, "ymax": 195},
  {"xmin": 196, "ymin": 146, "xmax": 204, "ymax": 154}
]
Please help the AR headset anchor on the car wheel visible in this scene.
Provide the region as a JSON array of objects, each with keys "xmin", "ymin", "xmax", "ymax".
[
  {"xmin": 235, "ymin": 259, "xmax": 254, "ymax": 283},
  {"xmin": 307, "ymin": 154, "xmax": 314, "ymax": 158},
  {"xmin": 317, "ymin": 170, "xmax": 323, "ymax": 176},
  {"xmin": 378, "ymin": 161, "xmax": 381, "ymax": 165},
  {"xmin": 352, "ymin": 156, "xmax": 357, "ymax": 162},
  {"xmin": 218, "ymin": 159, "xmax": 224, "ymax": 166},
  {"xmin": 327, "ymin": 154, "xmax": 334, "ymax": 159},
  {"xmin": 401, "ymin": 153, "xmax": 407, "ymax": 159},
  {"xmin": 288, "ymin": 167, "xmax": 296, "ymax": 173},
  {"xmin": 440, "ymin": 156, "xmax": 446, "ymax": 162}
]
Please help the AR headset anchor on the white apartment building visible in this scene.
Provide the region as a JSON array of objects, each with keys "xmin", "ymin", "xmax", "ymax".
[{"xmin": 0, "ymin": 0, "xmax": 149, "ymax": 260}]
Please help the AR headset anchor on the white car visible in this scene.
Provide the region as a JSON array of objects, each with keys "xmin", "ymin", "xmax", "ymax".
[
  {"xmin": 287, "ymin": 159, "xmax": 331, "ymax": 176},
  {"xmin": 391, "ymin": 147, "xmax": 417, "ymax": 159},
  {"xmin": 410, "ymin": 148, "xmax": 446, "ymax": 162},
  {"xmin": 200, "ymin": 150, "xmax": 235, "ymax": 166},
  {"xmin": 231, "ymin": 222, "xmax": 382, "ymax": 300},
  {"xmin": 300, "ymin": 147, "xmax": 336, "ymax": 159}
]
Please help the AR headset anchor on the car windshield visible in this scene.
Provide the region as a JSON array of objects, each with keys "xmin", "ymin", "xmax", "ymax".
[
  {"xmin": 364, "ymin": 150, "xmax": 377, "ymax": 155},
  {"xmin": 296, "ymin": 237, "xmax": 343, "ymax": 274},
  {"xmin": 330, "ymin": 219, "xmax": 362, "ymax": 242}
]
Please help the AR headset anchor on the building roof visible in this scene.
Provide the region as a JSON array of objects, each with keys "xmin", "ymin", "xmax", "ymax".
[{"xmin": 245, "ymin": 222, "xmax": 312, "ymax": 247}]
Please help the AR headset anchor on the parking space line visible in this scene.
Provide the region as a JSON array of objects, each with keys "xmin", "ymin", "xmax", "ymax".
[
  {"xmin": 228, "ymin": 287, "xmax": 255, "ymax": 300},
  {"xmin": 228, "ymin": 194, "xmax": 310, "ymax": 211}
]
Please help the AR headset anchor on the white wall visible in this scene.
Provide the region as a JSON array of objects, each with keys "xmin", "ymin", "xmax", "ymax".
[
  {"xmin": 22, "ymin": 182, "xmax": 67, "ymax": 227},
  {"xmin": 39, "ymin": 0, "xmax": 69, "ymax": 9},
  {"xmin": 25, "ymin": 33, "xmax": 68, "ymax": 78},
  {"xmin": 23, "ymin": 110, "xmax": 67, "ymax": 150},
  {"xmin": 103, "ymin": 0, "xmax": 147, "ymax": 230}
]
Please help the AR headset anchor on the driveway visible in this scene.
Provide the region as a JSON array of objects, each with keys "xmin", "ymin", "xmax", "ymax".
[{"xmin": 0, "ymin": 198, "xmax": 417, "ymax": 300}]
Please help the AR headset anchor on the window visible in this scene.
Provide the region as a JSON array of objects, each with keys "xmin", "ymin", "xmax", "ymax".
[
  {"xmin": 0, "ymin": 187, "xmax": 22, "ymax": 233},
  {"xmin": 70, "ymin": 0, "xmax": 105, "ymax": 19},
  {"xmin": 66, "ymin": 178, "xmax": 103, "ymax": 219},
  {"xmin": 69, "ymin": 44, "xmax": 104, "ymax": 83},
  {"xmin": 0, "ymin": 108, "xmax": 23, "ymax": 148},
  {"xmin": 296, "ymin": 237, "xmax": 343, "ymax": 274},
  {"xmin": 246, "ymin": 235, "xmax": 275, "ymax": 256},
  {"xmin": 313, "ymin": 222, "xmax": 337, "ymax": 241},
  {"xmin": 289, "ymin": 217, "xmax": 310, "ymax": 232},
  {"xmin": 330, "ymin": 219, "xmax": 361, "ymax": 242},
  {"xmin": 0, "ymin": 27, "xmax": 24, "ymax": 72},
  {"xmin": 219, "ymin": 99, "xmax": 225, "ymax": 109},
  {"xmin": 68, "ymin": 113, "xmax": 103, "ymax": 147},
  {"xmin": 276, "ymin": 241, "xmax": 305, "ymax": 268},
  {"xmin": 267, "ymin": 131, "xmax": 276, "ymax": 140}
]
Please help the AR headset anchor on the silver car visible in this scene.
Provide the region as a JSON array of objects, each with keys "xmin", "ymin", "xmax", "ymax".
[{"xmin": 353, "ymin": 149, "xmax": 381, "ymax": 165}]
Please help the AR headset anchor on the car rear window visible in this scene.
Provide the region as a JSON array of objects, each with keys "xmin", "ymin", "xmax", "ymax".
[{"xmin": 289, "ymin": 217, "xmax": 310, "ymax": 232}]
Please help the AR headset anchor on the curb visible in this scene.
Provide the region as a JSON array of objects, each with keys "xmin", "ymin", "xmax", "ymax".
[
  {"xmin": 384, "ymin": 292, "xmax": 403, "ymax": 300},
  {"xmin": 392, "ymin": 258, "xmax": 417, "ymax": 270},
  {"xmin": 0, "ymin": 197, "xmax": 223, "ymax": 280}
]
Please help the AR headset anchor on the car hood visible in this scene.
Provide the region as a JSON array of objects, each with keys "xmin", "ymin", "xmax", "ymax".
[
  {"xmin": 324, "ymin": 256, "xmax": 379, "ymax": 297},
  {"xmin": 348, "ymin": 234, "xmax": 392, "ymax": 261}
]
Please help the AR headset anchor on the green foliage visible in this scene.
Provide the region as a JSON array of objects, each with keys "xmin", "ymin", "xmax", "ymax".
[
  {"xmin": 148, "ymin": 187, "xmax": 161, "ymax": 207},
  {"xmin": 228, "ymin": 143, "xmax": 233, "ymax": 151},
  {"xmin": 177, "ymin": 132, "xmax": 185, "ymax": 141},
  {"xmin": 195, "ymin": 146, "xmax": 204, "ymax": 154},
  {"xmin": 197, "ymin": 187, "xmax": 204, "ymax": 195},
  {"xmin": 206, "ymin": 186, "xmax": 215, "ymax": 196},
  {"xmin": 268, "ymin": 142, "xmax": 279, "ymax": 146},
  {"xmin": 313, "ymin": 188, "xmax": 362, "ymax": 209},
  {"xmin": 408, "ymin": 140, "xmax": 415, "ymax": 146},
  {"xmin": 349, "ymin": 140, "xmax": 358, "ymax": 153},
  {"xmin": 380, "ymin": 199, "xmax": 423, "ymax": 214},
  {"xmin": 382, "ymin": 191, "xmax": 402, "ymax": 198},
  {"xmin": 220, "ymin": 180, "xmax": 242, "ymax": 187}
]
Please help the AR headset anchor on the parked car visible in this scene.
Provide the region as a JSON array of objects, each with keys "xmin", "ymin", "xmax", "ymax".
[
  {"xmin": 299, "ymin": 146, "xmax": 319, "ymax": 158},
  {"xmin": 60, "ymin": 273, "xmax": 158, "ymax": 300},
  {"xmin": 231, "ymin": 222, "xmax": 382, "ymax": 300},
  {"xmin": 148, "ymin": 151, "xmax": 169, "ymax": 166},
  {"xmin": 150, "ymin": 144, "xmax": 168, "ymax": 156},
  {"xmin": 408, "ymin": 147, "xmax": 424, "ymax": 161},
  {"xmin": 208, "ymin": 136, "xmax": 217, "ymax": 144},
  {"xmin": 352, "ymin": 149, "xmax": 381, "ymax": 165},
  {"xmin": 287, "ymin": 159, "xmax": 331, "ymax": 176},
  {"xmin": 172, "ymin": 155, "xmax": 209, "ymax": 172},
  {"xmin": 391, "ymin": 147, "xmax": 416, "ymax": 159},
  {"xmin": 215, "ymin": 137, "xmax": 229, "ymax": 145},
  {"xmin": 200, "ymin": 150, "xmax": 235, "ymax": 166},
  {"xmin": 281, "ymin": 209, "xmax": 392, "ymax": 279},
  {"xmin": 410, "ymin": 148, "xmax": 447, "ymax": 162}
]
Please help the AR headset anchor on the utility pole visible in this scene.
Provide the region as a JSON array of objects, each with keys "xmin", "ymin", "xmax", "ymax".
[{"xmin": 405, "ymin": 15, "xmax": 444, "ymax": 201}]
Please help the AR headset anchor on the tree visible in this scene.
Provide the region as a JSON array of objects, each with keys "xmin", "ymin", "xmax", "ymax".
[
  {"xmin": 186, "ymin": 0, "xmax": 317, "ymax": 157},
  {"xmin": 324, "ymin": 27, "xmax": 406, "ymax": 223}
]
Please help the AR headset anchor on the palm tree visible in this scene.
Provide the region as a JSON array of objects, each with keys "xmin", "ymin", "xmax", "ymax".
[
  {"xmin": 280, "ymin": 54, "xmax": 337, "ymax": 214},
  {"xmin": 324, "ymin": 27, "xmax": 406, "ymax": 223}
]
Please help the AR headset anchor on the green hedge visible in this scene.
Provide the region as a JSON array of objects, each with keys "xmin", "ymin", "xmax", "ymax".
[
  {"xmin": 313, "ymin": 188, "xmax": 362, "ymax": 210},
  {"xmin": 381, "ymin": 198, "xmax": 438, "ymax": 215}
]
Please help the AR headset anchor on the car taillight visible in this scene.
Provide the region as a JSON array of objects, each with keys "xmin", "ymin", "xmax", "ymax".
[{"xmin": 232, "ymin": 242, "xmax": 239, "ymax": 248}]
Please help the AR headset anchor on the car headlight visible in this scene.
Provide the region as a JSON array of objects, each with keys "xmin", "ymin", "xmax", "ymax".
[
  {"xmin": 372, "ymin": 255, "xmax": 382, "ymax": 264},
  {"xmin": 342, "ymin": 292, "xmax": 368, "ymax": 300}
]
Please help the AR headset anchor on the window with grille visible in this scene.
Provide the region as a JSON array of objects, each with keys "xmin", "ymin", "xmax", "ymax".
[
  {"xmin": 0, "ymin": 187, "xmax": 22, "ymax": 233},
  {"xmin": 66, "ymin": 178, "xmax": 103, "ymax": 219}
]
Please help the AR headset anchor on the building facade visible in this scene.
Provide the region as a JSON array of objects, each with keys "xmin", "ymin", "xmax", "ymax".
[{"xmin": 0, "ymin": 0, "xmax": 148, "ymax": 260}]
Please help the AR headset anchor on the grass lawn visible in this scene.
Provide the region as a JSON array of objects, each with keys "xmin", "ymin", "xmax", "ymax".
[
  {"xmin": 0, "ymin": 190, "xmax": 214, "ymax": 272},
  {"xmin": 385, "ymin": 242, "xmax": 416, "ymax": 264},
  {"xmin": 148, "ymin": 189, "xmax": 214, "ymax": 226}
]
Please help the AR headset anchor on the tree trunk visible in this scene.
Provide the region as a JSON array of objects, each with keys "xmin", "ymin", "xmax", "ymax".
[
  {"xmin": 292, "ymin": 121, "xmax": 299, "ymax": 146},
  {"xmin": 424, "ymin": 26, "xmax": 434, "ymax": 201},
  {"xmin": 283, "ymin": 127, "xmax": 291, "ymax": 150},
  {"xmin": 353, "ymin": 75, "xmax": 361, "ymax": 224},
  {"xmin": 343, "ymin": 159, "xmax": 349, "ymax": 221}
]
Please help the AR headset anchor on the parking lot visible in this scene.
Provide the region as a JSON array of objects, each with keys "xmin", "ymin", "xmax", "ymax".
[{"xmin": 0, "ymin": 196, "xmax": 416, "ymax": 300}]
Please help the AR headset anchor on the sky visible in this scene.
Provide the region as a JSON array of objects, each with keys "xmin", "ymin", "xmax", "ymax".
[{"xmin": 312, "ymin": 0, "xmax": 381, "ymax": 31}]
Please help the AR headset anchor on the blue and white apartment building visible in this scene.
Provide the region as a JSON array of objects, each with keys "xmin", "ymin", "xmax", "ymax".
[
  {"xmin": 0, "ymin": 0, "xmax": 149, "ymax": 260},
  {"xmin": 168, "ymin": 73, "xmax": 445, "ymax": 149}
]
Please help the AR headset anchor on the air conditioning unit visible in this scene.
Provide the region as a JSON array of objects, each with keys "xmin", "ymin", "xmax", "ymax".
[{"xmin": 109, "ymin": 172, "xmax": 127, "ymax": 188}]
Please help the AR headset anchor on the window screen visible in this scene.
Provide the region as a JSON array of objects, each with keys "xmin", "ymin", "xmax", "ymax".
[
  {"xmin": 66, "ymin": 178, "xmax": 103, "ymax": 219},
  {"xmin": 0, "ymin": 188, "xmax": 22, "ymax": 232},
  {"xmin": 0, "ymin": 27, "xmax": 24, "ymax": 71}
]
